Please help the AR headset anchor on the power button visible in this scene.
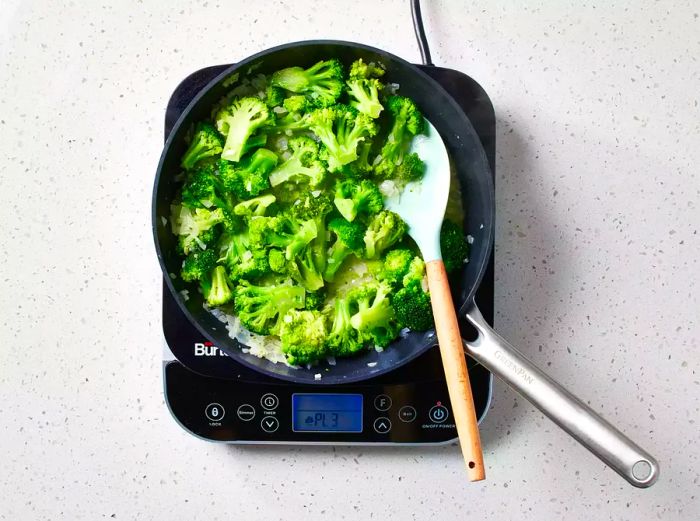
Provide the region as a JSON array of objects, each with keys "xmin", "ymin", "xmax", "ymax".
[{"xmin": 428, "ymin": 404, "xmax": 449, "ymax": 423}]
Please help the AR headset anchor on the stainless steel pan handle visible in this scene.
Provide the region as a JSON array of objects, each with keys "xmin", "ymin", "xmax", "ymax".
[{"xmin": 464, "ymin": 303, "xmax": 659, "ymax": 488}]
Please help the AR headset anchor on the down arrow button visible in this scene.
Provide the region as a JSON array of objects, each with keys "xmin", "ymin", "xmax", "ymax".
[{"xmin": 261, "ymin": 416, "xmax": 279, "ymax": 433}]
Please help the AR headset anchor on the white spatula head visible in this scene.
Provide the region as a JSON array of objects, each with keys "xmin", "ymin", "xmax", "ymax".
[{"xmin": 383, "ymin": 119, "xmax": 451, "ymax": 262}]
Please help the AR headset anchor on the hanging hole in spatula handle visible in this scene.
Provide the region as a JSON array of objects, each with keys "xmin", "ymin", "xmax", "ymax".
[{"xmin": 462, "ymin": 303, "xmax": 660, "ymax": 488}]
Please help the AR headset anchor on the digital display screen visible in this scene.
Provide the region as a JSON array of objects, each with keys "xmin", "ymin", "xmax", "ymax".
[{"xmin": 292, "ymin": 394, "xmax": 363, "ymax": 433}]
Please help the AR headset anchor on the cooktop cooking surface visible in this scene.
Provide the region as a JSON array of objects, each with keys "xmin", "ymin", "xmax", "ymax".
[{"xmin": 162, "ymin": 63, "xmax": 495, "ymax": 444}]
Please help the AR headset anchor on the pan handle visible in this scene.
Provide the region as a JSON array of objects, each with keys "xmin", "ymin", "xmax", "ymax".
[{"xmin": 463, "ymin": 303, "xmax": 660, "ymax": 488}]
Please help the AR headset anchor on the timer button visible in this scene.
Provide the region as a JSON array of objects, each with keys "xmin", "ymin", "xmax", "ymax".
[
  {"xmin": 260, "ymin": 393, "xmax": 279, "ymax": 410},
  {"xmin": 398, "ymin": 406, "xmax": 417, "ymax": 423},
  {"xmin": 205, "ymin": 403, "xmax": 225, "ymax": 421},
  {"xmin": 261, "ymin": 416, "xmax": 279, "ymax": 433},
  {"xmin": 374, "ymin": 394, "xmax": 392, "ymax": 411},
  {"xmin": 373, "ymin": 417, "xmax": 392, "ymax": 434},
  {"xmin": 236, "ymin": 404, "xmax": 256, "ymax": 421},
  {"xmin": 429, "ymin": 405, "xmax": 449, "ymax": 423}
]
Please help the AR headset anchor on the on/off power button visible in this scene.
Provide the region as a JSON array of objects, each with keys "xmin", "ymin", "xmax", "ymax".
[{"xmin": 428, "ymin": 404, "xmax": 449, "ymax": 423}]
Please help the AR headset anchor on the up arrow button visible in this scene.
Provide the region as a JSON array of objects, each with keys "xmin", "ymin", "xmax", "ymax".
[{"xmin": 373, "ymin": 417, "xmax": 392, "ymax": 434}]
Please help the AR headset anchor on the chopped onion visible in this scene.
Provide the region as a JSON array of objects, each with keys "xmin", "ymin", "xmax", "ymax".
[{"xmin": 379, "ymin": 180, "xmax": 399, "ymax": 198}]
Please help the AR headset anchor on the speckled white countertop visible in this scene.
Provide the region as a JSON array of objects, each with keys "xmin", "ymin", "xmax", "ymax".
[{"xmin": 1, "ymin": 0, "xmax": 698, "ymax": 519}]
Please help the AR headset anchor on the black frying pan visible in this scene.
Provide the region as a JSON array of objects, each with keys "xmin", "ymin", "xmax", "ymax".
[
  {"xmin": 153, "ymin": 41, "xmax": 494, "ymax": 385},
  {"xmin": 152, "ymin": 40, "xmax": 658, "ymax": 488}
]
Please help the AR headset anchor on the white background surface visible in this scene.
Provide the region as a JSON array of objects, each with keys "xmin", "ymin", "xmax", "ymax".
[{"xmin": 1, "ymin": 1, "xmax": 699, "ymax": 519}]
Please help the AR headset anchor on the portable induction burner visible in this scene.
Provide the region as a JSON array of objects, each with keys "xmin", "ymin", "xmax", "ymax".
[{"xmin": 162, "ymin": 63, "xmax": 496, "ymax": 444}]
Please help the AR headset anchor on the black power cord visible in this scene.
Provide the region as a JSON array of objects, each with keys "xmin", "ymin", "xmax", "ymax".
[{"xmin": 410, "ymin": 0, "xmax": 434, "ymax": 66}]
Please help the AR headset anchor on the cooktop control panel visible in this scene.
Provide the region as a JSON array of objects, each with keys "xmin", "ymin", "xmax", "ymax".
[{"xmin": 165, "ymin": 361, "xmax": 459, "ymax": 444}]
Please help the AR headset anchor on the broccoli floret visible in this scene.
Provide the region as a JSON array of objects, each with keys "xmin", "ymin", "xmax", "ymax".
[
  {"xmin": 279, "ymin": 309, "xmax": 328, "ymax": 365},
  {"xmin": 289, "ymin": 192, "xmax": 334, "ymax": 275},
  {"xmin": 230, "ymin": 249, "xmax": 270, "ymax": 281},
  {"xmin": 265, "ymin": 85, "xmax": 285, "ymax": 108},
  {"xmin": 180, "ymin": 163, "xmax": 220, "ymax": 209},
  {"xmin": 233, "ymin": 193, "xmax": 277, "ymax": 217},
  {"xmin": 288, "ymin": 245, "xmax": 325, "ymax": 291},
  {"xmin": 268, "ymin": 248, "xmax": 287, "ymax": 274},
  {"xmin": 324, "ymin": 217, "xmax": 366, "ymax": 281},
  {"xmin": 268, "ymin": 136, "xmax": 325, "ymax": 188},
  {"xmin": 282, "ymin": 95, "xmax": 309, "ymax": 114},
  {"xmin": 272, "ymin": 110, "xmax": 316, "ymax": 132},
  {"xmin": 215, "ymin": 97, "xmax": 270, "ymax": 162},
  {"xmin": 346, "ymin": 78, "xmax": 383, "ymax": 118},
  {"xmin": 440, "ymin": 219, "xmax": 470, "ymax": 273},
  {"xmin": 271, "ymin": 59, "xmax": 345, "ymax": 107},
  {"xmin": 170, "ymin": 204, "xmax": 225, "ymax": 255},
  {"xmin": 374, "ymin": 95, "xmax": 425, "ymax": 179},
  {"xmin": 333, "ymin": 178, "xmax": 383, "ymax": 222},
  {"xmin": 233, "ymin": 282, "xmax": 306, "ymax": 335},
  {"xmin": 363, "ymin": 210, "xmax": 408, "ymax": 259},
  {"xmin": 309, "ymin": 105, "xmax": 378, "ymax": 172},
  {"xmin": 377, "ymin": 248, "xmax": 414, "ymax": 287},
  {"xmin": 180, "ymin": 248, "xmax": 217, "ymax": 282},
  {"xmin": 326, "ymin": 296, "xmax": 364, "ymax": 356},
  {"xmin": 335, "ymin": 141, "xmax": 374, "ymax": 178},
  {"xmin": 181, "ymin": 122, "xmax": 224, "ymax": 170},
  {"xmin": 304, "ymin": 289, "xmax": 326, "ymax": 311},
  {"xmin": 348, "ymin": 281, "xmax": 399, "ymax": 347},
  {"xmin": 200, "ymin": 265, "xmax": 234, "ymax": 306},
  {"xmin": 217, "ymin": 230, "xmax": 250, "ymax": 271},
  {"xmin": 180, "ymin": 164, "xmax": 244, "ymax": 232},
  {"xmin": 402, "ymin": 256, "xmax": 426, "ymax": 287},
  {"xmin": 177, "ymin": 226, "xmax": 220, "ymax": 255},
  {"xmin": 218, "ymin": 148, "xmax": 278, "ymax": 200},
  {"xmin": 348, "ymin": 58, "xmax": 385, "ymax": 80},
  {"xmin": 393, "ymin": 279, "xmax": 434, "ymax": 331},
  {"xmin": 249, "ymin": 215, "xmax": 318, "ymax": 260},
  {"xmin": 393, "ymin": 152, "xmax": 425, "ymax": 183}
]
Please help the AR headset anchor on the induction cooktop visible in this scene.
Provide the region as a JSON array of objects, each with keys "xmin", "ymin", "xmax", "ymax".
[{"xmin": 162, "ymin": 63, "xmax": 496, "ymax": 444}]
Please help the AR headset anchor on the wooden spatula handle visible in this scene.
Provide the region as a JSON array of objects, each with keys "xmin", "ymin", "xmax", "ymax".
[{"xmin": 426, "ymin": 259, "xmax": 486, "ymax": 481}]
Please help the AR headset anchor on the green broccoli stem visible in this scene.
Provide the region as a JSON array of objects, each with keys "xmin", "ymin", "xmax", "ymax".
[
  {"xmin": 349, "ymin": 295, "xmax": 393, "ymax": 332},
  {"xmin": 285, "ymin": 221, "xmax": 317, "ymax": 260},
  {"xmin": 323, "ymin": 241, "xmax": 352, "ymax": 281},
  {"xmin": 329, "ymin": 298, "xmax": 353, "ymax": 339},
  {"xmin": 181, "ymin": 141, "xmax": 209, "ymax": 170},
  {"xmin": 290, "ymin": 247, "xmax": 325, "ymax": 291},
  {"xmin": 269, "ymin": 157, "xmax": 310, "ymax": 186},
  {"xmin": 205, "ymin": 266, "xmax": 234, "ymax": 306},
  {"xmin": 334, "ymin": 196, "xmax": 356, "ymax": 222}
]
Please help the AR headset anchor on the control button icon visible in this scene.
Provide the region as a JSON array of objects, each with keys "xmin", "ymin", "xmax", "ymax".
[
  {"xmin": 236, "ymin": 404, "xmax": 256, "ymax": 422},
  {"xmin": 429, "ymin": 405, "xmax": 449, "ymax": 423},
  {"xmin": 261, "ymin": 416, "xmax": 279, "ymax": 433},
  {"xmin": 260, "ymin": 393, "xmax": 279, "ymax": 411},
  {"xmin": 205, "ymin": 403, "xmax": 225, "ymax": 421},
  {"xmin": 398, "ymin": 406, "xmax": 417, "ymax": 423},
  {"xmin": 374, "ymin": 394, "xmax": 392, "ymax": 411},
  {"xmin": 373, "ymin": 417, "xmax": 392, "ymax": 434}
]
